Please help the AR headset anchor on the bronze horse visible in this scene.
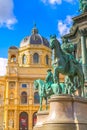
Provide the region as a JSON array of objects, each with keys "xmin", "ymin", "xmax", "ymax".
[
  {"xmin": 50, "ymin": 36, "xmax": 84, "ymax": 97},
  {"xmin": 34, "ymin": 79, "xmax": 61, "ymax": 110}
]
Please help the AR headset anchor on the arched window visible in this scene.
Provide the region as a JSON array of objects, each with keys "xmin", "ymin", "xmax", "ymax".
[
  {"xmin": 21, "ymin": 92, "xmax": 27, "ymax": 104},
  {"xmin": 34, "ymin": 92, "xmax": 40, "ymax": 104},
  {"xmin": 46, "ymin": 55, "xmax": 49, "ymax": 65},
  {"xmin": 33, "ymin": 53, "xmax": 39, "ymax": 63},
  {"xmin": 11, "ymin": 55, "xmax": 16, "ymax": 62},
  {"xmin": 19, "ymin": 112, "xmax": 28, "ymax": 130},
  {"xmin": 33, "ymin": 112, "xmax": 37, "ymax": 127},
  {"xmin": 22, "ymin": 54, "xmax": 26, "ymax": 64}
]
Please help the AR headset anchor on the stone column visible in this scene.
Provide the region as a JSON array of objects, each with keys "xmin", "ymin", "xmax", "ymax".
[
  {"xmin": 4, "ymin": 81, "xmax": 9, "ymax": 130},
  {"xmin": 79, "ymin": 29, "xmax": 87, "ymax": 80},
  {"xmin": 29, "ymin": 82, "xmax": 33, "ymax": 98},
  {"xmin": 29, "ymin": 111, "xmax": 33, "ymax": 130},
  {"xmin": 15, "ymin": 81, "xmax": 18, "ymax": 105},
  {"xmin": 5, "ymin": 81, "xmax": 9, "ymax": 105},
  {"xmin": 14, "ymin": 110, "xmax": 18, "ymax": 130},
  {"xmin": 4, "ymin": 109, "xmax": 8, "ymax": 130}
]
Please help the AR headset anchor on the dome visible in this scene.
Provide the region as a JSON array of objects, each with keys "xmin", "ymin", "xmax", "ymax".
[
  {"xmin": 9, "ymin": 46, "xmax": 18, "ymax": 49},
  {"xmin": 20, "ymin": 25, "xmax": 49, "ymax": 48}
]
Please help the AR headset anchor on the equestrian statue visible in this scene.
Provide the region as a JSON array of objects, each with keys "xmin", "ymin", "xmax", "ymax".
[
  {"xmin": 34, "ymin": 35, "xmax": 84, "ymax": 111},
  {"xmin": 34, "ymin": 69, "xmax": 63, "ymax": 111},
  {"xmin": 50, "ymin": 35, "xmax": 84, "ymax": 97}
]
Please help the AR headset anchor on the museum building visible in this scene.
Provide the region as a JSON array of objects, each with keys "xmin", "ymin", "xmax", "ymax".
[
  {"xmin": 0, "ymin": 25, "xmax": 60, "ymax": 130},
  {"xmin": 1, "ymin": 9, "xmax": 87, "ymax": 130}
]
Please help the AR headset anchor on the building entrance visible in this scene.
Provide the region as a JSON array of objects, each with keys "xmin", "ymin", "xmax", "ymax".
[{"xmin": 19, "ymin": 112, "xmax": 28, "ymax": 130}]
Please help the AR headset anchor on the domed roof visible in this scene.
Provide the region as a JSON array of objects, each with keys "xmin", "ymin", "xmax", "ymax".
[
  {"xmin": 20, "ymin": 25, "xmax": 49, "ymax": 48},
  {"xmin": 9, "ymin": 46, "xmax": 18, "ymax": 49}
]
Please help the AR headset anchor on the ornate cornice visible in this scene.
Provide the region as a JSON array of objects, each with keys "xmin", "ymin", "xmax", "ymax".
[
  {"xmin": 79, "ymin": 28, "xmax": 87, "ymax": 36},
  {"xmin": 72, "ymin": 12, "xmax": 87, "ymax": 24}
]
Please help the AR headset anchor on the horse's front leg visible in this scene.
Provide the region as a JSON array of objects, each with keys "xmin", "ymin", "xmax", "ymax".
[
  {"xmin": 53, "ymin": 67, "xmax": 59, "ymax": 84},
  {"xmin": 46, "ymin": 98, "xmax": 48, "ymax": 110},
  {"xmin": 68, "ymin": 86, "xmax": 71, "ymax": 94},
  {"xmin": 39, "ymin": 96, "xmax": 43, "ymax": 111}
]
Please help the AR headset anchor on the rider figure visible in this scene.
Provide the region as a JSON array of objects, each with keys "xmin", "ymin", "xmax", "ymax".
[
  {"xmin": 61, "ymin": 37, "xmax": 78, "ymax": 75},
  {"xmin": 45, "ymin": 69, "xmax": 54, "ymax": 91}
]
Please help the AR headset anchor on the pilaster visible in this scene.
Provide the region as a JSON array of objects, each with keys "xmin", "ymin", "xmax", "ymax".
[
  {"xmin": 14, "ymin": 81, "xmax": 18, "ymax": 105},
  {"xmin": 79, "ymin": 29, "xmax": 87, "ymax": 80},
  {"xmin": 14, "ymin": 110, "xmax": 18, "ymax": 130},
  {"xmin": 4, "ymin": 109, "xmax": 8, "ymax": 130},
  {"xmin": 29, "ymin": 111, "xmax": 33, "ymax": 130}
]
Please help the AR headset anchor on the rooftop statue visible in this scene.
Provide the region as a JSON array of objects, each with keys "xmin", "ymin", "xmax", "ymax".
[
  {"xmin": 79, "ymin": 0, "xmax": 87, "ymax": 12},
  {"xmin": 50, "ymin": 35, "xmax": 84, "ymax": 96}
]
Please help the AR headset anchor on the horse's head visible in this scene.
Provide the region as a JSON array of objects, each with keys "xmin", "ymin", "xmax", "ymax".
[
  {"xmin": 50, "ymin": 35, "xmax": 60, "ymax": 49},
  {"xmin": 34, "ymin": 80, "xmax": 38, "ymax": 90}
]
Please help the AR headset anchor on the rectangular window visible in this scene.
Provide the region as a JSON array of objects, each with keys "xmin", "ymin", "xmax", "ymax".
[{"xmin": 21, "ymin": 84, "xmax": 27, "ymax": 88}]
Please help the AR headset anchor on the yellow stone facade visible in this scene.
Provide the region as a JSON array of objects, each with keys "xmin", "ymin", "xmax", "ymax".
[
  {"xmin": 0, "ymin": 27, "xmax": 64, "ymax": 130},
  {"xmin": 0, "ymin": 25, "xmax": 53, "ymax": 130}
]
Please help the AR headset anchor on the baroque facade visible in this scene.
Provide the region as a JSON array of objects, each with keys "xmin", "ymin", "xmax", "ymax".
[{"xmin": 0, "ymin": 26, "xmax": 64, "ymax": 130}]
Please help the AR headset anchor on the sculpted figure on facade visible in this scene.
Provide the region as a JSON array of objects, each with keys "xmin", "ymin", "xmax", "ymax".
[
  {"xmin": 9, "ymin": 119, "xmax": 14, "ymax": 128},
  {"xmin": 79, "ymin": 0, "xmax": 87, "ymax": 12}
]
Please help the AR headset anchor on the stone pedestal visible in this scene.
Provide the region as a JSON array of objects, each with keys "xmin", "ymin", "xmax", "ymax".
[
  {"xmin": 33, "ymin": 110, "xmax": 49, "ymax": 130},
  {"xmin": 43, "ymin": 94, "xmax": 87, "ymax": 130}
]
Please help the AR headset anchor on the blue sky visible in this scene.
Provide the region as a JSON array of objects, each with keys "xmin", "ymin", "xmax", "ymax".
[
  {"xmin": 0, "ymin": 0, "xmax": 80, "ymax": 58},
  {"xmin": 0, "ymin": 0, "xmax": 80, "ymax": 75}
]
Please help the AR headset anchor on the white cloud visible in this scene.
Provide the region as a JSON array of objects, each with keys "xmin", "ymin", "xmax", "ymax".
[
  {"xmin": 57, "ymin": 15, "xmax": 72, "ymax": 36},
  {"xmin": 41, "ymin": 0, "xmax": 62, "ymax": 4},
  {"xmin": 58, "ymin": 21, "xmax": 69, "ymax": 36},
  {"xmin": 64, "ymin": 0, "xmax": 73, "ymax": 3},
  {"xmin": 41, "ymin": 0, "xmax": 75, "ymax": 5},
  {"xmin": 0, "ymin": 58, "xmax": 7, "ymax": 76},
  {"xmin": 0, "ymin": 0, "xmax": 17, "ymax": 29},
  {"xmin": 49, "ymin": 0, "xmax": 62, "ymax": 4},
  {"xmin": 65, "ymin": 15, "xmax": 72, "ymax": 24}
]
